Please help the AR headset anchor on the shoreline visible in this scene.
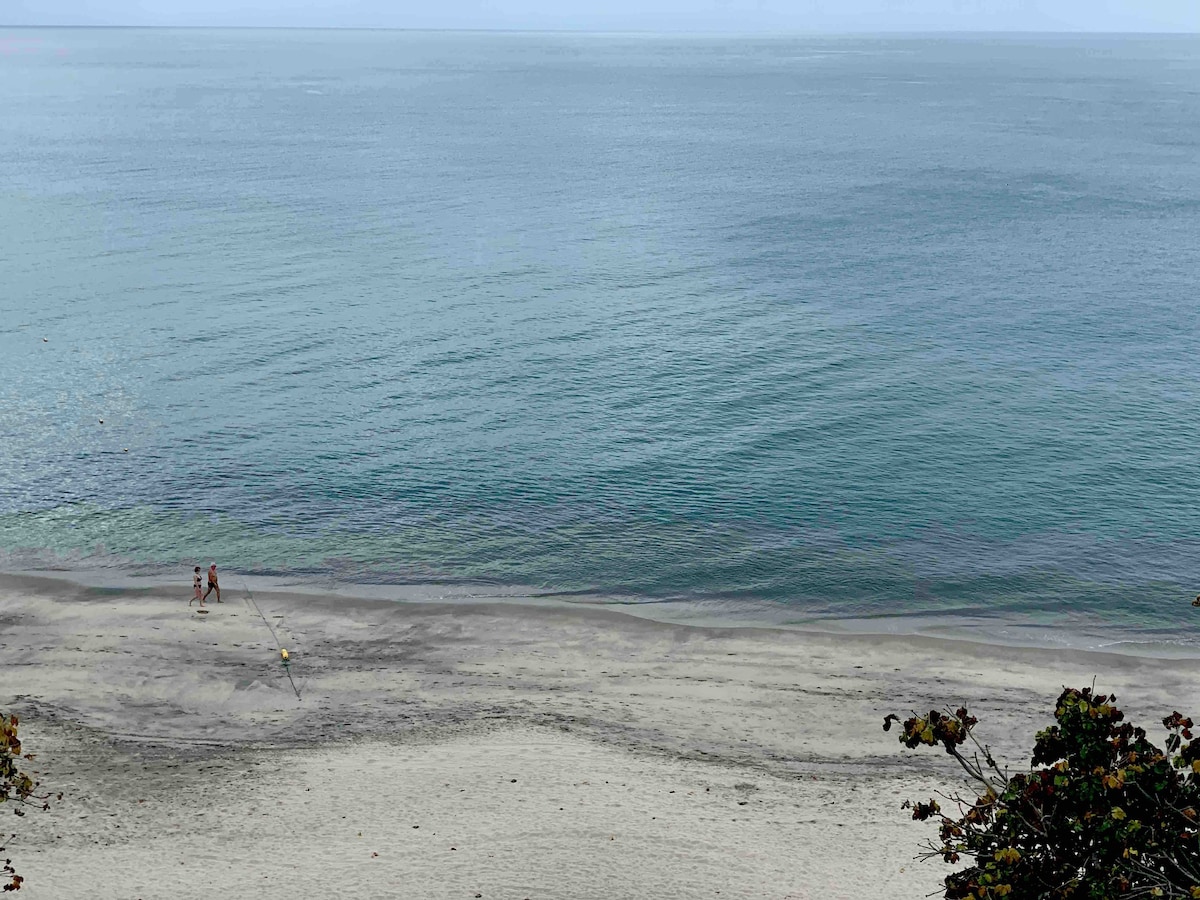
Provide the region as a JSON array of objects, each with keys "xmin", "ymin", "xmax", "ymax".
[
  {"xmin": 5, "ymin": 570, "xmax": 1200, "ymax": 898},
  {"xmin": 5, "ymin": 566, "xmax": 1200, "ymax": 661},
  {"xmin": 4, "ymin": 569, "xmax": 1199, "ymax": 757}
]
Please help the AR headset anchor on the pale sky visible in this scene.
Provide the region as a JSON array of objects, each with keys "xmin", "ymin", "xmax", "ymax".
[{"xmin": 4, "ymin": 0, "xmax": 1200, "ymax": 32}]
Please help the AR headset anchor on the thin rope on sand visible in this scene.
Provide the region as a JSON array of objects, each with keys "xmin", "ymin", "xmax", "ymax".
[{"xmin": 241, "ymin": 577, "xmax": 302, "ymax": 702}]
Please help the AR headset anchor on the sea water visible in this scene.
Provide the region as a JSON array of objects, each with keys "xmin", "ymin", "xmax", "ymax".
[{"xmin": 2, "ymin": 30, "xmax": 1199, "ymax": 649}]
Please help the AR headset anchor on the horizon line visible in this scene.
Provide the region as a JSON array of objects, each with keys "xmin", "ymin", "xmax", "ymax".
[
  {"xmin": 3, "ymin": 24, "xmax": 1200, "ymax": 36},
  {"xmin": 0, "ymin": 25, "xmax": 1195, "ymax": 37}
]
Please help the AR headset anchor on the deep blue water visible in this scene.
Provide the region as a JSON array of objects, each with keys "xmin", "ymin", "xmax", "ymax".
[{"xmin": 3, "ymin": 30, "xmax": 1200, "ymax": 642}]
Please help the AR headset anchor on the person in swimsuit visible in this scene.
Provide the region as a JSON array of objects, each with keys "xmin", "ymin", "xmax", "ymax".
[
  {"xmin": 189, "ymin": 566, "xmax": 204, "ymax": 607},
  {"xmin": 201, "ymin": 563, "xmax": 221, "ymax": 603}
]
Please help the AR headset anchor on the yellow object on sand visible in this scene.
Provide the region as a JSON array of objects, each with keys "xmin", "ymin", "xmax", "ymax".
[{"xmin": 280, "ymin": 649, "xmax": 290, "ymax": 662}]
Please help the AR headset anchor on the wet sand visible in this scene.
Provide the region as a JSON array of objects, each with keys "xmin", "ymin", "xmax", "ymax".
[{"xmin": 3, "ymin": 572, "xmax": 1199, "ymax": 899}]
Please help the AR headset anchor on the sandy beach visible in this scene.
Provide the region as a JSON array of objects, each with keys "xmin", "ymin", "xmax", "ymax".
[{"xmin": 3, "ymin": 573, "xmax": 1200, "ymax": 899}]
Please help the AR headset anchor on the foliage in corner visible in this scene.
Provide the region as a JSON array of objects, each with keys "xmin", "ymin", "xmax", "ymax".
[
  {"xmin": 1, "ymin": 715, "xmax": 57, "ymax": 892},
  {"xmin": 886, "ymin": 687, "xmax": 1200, "ymax": 899}
]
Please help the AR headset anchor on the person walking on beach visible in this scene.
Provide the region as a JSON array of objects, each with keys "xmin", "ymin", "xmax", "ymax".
[
  {"xmin": 201, "ymin": 563, "xmax": 221, "ymax": 603},
  {"xmin": 189, "ymin": 566, "xmax": 204, "ymax": 607}
]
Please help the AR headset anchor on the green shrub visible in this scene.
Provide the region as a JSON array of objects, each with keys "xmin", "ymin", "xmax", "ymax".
[
  {"xmin": 887, "ymin": 687, "xmax": 1200, "ymax": 899},
  {"xmin": 1, "ymin": 715, "xmax": 55, "ymax": 892}
]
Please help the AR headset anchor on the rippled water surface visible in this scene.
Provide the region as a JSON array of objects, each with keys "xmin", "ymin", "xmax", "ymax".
[{"xmin": 3, "ymin": 30, "xmax": 1200, "ymax": 642}]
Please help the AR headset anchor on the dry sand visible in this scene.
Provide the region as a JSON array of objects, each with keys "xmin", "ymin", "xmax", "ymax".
[{"xmin": 3, "ymin": 572, "xmax": 1199, "ymax": 899}]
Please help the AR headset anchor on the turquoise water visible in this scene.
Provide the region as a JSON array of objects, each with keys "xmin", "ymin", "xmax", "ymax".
[{"xmin": 3, "ymin": 30, "xmax": 1200, "ymax": 642}]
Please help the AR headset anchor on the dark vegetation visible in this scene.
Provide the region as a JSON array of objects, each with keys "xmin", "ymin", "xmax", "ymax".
[
  {"xmin": 887, "ymin": 687, "xmax": 1200, "ymax": 899},
  {"xmin": 1, "ymin": 715, "xmax": 56, "ymax": 892}
]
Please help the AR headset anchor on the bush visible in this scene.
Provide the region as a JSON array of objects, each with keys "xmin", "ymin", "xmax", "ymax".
[
  {"xmin": 886, "ymin": 686, "xmax": 1200, "ymax": 899},
  {"xmin": 1, "ymin": 715, "xmax": 56, "ymax": 892}
]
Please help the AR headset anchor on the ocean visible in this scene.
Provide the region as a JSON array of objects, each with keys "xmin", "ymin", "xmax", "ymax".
[{"xmin": 2, "ymin": 29, "xmax": 1200, "ymax": 650}]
